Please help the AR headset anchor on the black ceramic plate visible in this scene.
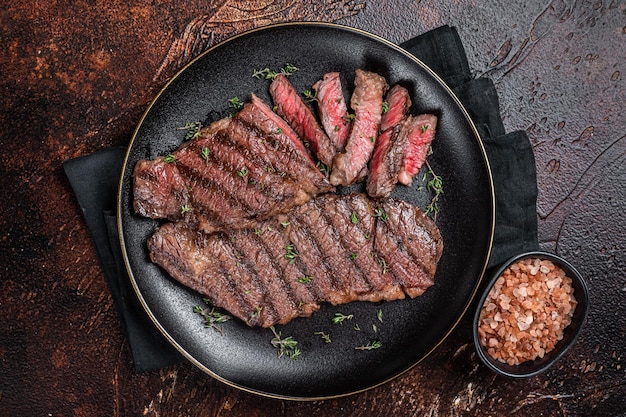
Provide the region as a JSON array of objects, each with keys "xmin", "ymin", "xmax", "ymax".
[{"xmin": 118, "ymin": 22, "xmax": 494, "ymax": 399}]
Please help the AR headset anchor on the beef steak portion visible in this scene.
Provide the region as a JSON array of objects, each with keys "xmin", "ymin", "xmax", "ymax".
[
  {"xmin": 330, "ymin": 69, "xmax": 388, "ymax": 186},
  {"xmin": 312, "ymin": 72, "xmax": 351, "ymax": 152},
  {"xmin": 270, "ymin": 74, "xmax": 336, "ymax": 167},
  {"xmin": 133, "ymin": 95, "xmax": 334, "ymax": 234},
  {"xmin": 148, "ymin": 193, "xmax": 443, "ymax": 328}
]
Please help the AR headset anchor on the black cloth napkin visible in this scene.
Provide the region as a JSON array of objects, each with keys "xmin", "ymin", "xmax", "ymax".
[
  {"xmin": 63, "ymin": 25, "xmax": 539, "ymax": 372},
  {"xmin": 63, "ymin": 147, "xmax": 183, "ymax": 373},
  {"xmin": 400, "ymin": 25, "xmax": 539, "ymax": 268}
]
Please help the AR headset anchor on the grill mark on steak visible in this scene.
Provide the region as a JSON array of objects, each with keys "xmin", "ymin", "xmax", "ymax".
[
  {"xmin": 270, "ymin": 74, "xmax": 336, "ymax": 167},
  {"xmin": 287, "ymin": 208, "xmax": 347, "ymax": 303},
  {"xmin": 330, "ymin": 70, "xmax": 389, "ymax": 186},
  {"xmin": 132, "ymin": 96, "xmax": 333, "ymax": 234},
  {"xmin": 147, "ymin": 193, "xmax": 443, "ymax": 327},
  {"xmin": 314, "ymin": 196, "xmax": 376, "ymax": 298},
  {"xmin": 208, "ymin": 233, "xmax": 271, "ymax": 326},
  {"xmin": 340, "ymin": 196, "xmax": 404, "ymax": 300},
  {"xmin": 253, "ymin": 221, "xmax": 321, "ymax": 304},
  {"xmin": 313, "ymin": 203, "xmax": 373, "ymax": 301},
  {"xmin": 234, "ymin": 97, "xmax": 333, "ymax": 194},
  {"xmin": 224, "ymin": 229, "xmax": 299, "ymax": 326},
  {"xmin": 373, "ymin": 199, "xmax": 443, "ymax": 297}
]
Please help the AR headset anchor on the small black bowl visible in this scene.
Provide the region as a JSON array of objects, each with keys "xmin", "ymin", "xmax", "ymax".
[{"xmin": 472, "ymin": 251, "xmax": 589, "ymax": 378}]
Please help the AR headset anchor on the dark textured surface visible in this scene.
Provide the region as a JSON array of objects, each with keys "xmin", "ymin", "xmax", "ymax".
[{"xmin": 1, "ymin": 1, "xmax": 624, "ymax": 416}]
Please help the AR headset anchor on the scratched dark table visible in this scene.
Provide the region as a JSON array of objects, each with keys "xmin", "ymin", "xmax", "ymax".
[{"xmin": 1, "ymin": 1, "xmax": 625, "ymax": 416}]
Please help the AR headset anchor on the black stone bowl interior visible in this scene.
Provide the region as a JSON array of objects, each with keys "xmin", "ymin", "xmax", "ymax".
[{"xmin": 472, "ymin": 251, "xmax": 589, "ymax": 378}]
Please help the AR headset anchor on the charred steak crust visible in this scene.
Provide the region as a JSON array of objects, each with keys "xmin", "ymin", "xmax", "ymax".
[
  {"xmin": 132, "ymin": 96, "xmax": 334, "ymax": 234},
  {"xmin": 147, "ymin": 193, "xmax": 443, "ymax": 328}
]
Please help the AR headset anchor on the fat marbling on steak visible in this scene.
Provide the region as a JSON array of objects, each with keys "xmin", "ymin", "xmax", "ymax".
[
  {"xmin": 147, "ymin": 193, "xmax": 443, "ymax": 328},
  {"xmin": 133, "ymin": 94, "xmax": 334, "ymax": 234}
]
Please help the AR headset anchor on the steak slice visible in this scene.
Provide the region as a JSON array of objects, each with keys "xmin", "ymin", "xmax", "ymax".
[
  {"xmin": 148, "ymin": 193, "xmax": 443, "ymax": 328},
  {"xmin": 133, "ymin": 96, "xmax": 334, "ymax": 233},
  {"xmin": 366, "ymin": 85, "xmax": 412, "ymax": 198},
  {"xmin": 397, "ymin": 114, "xmax": 438, "ymax": 186},
  {"xmin": 270, "ymin": 74, "xmax": 336, "ymax": 167},
  {"xmin": 312, "ymin": 72, "xmax": 351, "ymax": 152},
  {"xmin": 379, "ymin": 84, "xmax": 412, "ymax": 132},
  {"xmin": 330, "ymin": 69, "xmax": 388, "ymax": 186}
]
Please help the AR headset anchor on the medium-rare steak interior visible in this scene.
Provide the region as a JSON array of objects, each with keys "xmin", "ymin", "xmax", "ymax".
[{"xmin": 148, "ymin": 193, "xmax": 443, "ymax": 328}]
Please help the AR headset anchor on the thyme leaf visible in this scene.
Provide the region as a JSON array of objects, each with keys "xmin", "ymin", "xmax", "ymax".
[
  {"xmin": 252, "ymin": 63, "xmax": 298, "ymax": 80},
  {"xmin": 314, "ymin": 331, "xmax": 331, "ymax": 344},
  {"xmin": 285, "ymin": 243, "xmax": 299, "ymax": 264},
  {"xmin": 355, "ymin": 340, "xmax": 382, "ymax": 351},
  {"xmin": 180, "ymin": 121, "xmax": 202, "ymax": 141},
  {"xmin": 193, "ymin": 298, "xmax": 231, "ymax": 336},
  {"xmin": 332, "ymin": 312, "xmax": 354, "ymax": 325},
  {"xmin": 270, "ymin": 326, "xmax": 301, "ymax": 359},
  {"xmin": 373, "ymin": 207, "xmax": 389, "ymax": 222}
]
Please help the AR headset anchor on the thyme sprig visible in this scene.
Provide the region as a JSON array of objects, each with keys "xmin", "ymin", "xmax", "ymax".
[
  {"xmin": 252, "ymin": 63, "xmax": 299, "ymax": 80},
  {"xmin": 302, "ymin": 89, "xmax": 317, "ymax": 102},
  {"xmin": 228, "ymin": 96, "xmax": 244, "ymax": 111},
  {"xmin": 180, "ymin": 121, "xmax": 202, "ymax": 141},
  {"xmin": 193, "ymin": 298, "xmax": 231, "ymax": 336},
  {"xmin": 423, "ymin": 160, "xmax": 443, "ymax": 220},
  {"xmin": 373, "ymin": 207, "xmax": 389, "ymax": 222},
  {"xmin": 315, "ymin": 331, "xmax": 331, "ymax": 344},
  {"xmin": 355, "ymin": 340, "xmax": 382, "ymax": 351},
  {"xmin": 332, "ymin": 313, "xmax": 354, "ymax": 325},
  {"xmin": 284, "ymin": 243, "xmax": 299, "ymax": 264},
  {"xmin": 270, "ymin": 326, "xmax": 301, "ymax": 359}
]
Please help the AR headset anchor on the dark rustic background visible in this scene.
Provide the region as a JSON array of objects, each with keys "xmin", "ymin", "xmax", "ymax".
[{"xmin": 1, "ymin": 1, "xmax": 624, "ymax": 416}]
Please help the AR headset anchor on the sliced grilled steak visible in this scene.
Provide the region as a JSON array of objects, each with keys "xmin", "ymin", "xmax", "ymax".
[
  {"xmin": 397, "ymin": 114, "xmax": 438, "ymax": 186},
  {"xmin": 269, "ymin": 74, "xmax": 336, "ymax": 167},
  {"xmin": 330, "ymin": 70, "xmax": 388, "ymax": 186},
  {"xmin": 366, "ymin": 85, "xmax": 412, "ymax": 198},
  {"xmin": 133, "ymin": 96, "xmax": 334, "ymax": 233},
  {"xmin": 379, "ymin": 84, "xmax": 412, "ymax": 132},
  {"xmin": 147, "ymin": 193, "xmax": 443, "ymax": 328},
  {"xmin": 312, "ymin": 72, "xmax": 351, "ymax": 152}
]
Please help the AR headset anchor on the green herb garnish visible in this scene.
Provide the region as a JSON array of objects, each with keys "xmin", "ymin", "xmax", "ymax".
[
  {"xmin": 193, "ymin": 298, "xmax": 231, "ymax": 336},
  {"xmin": 332, "ymin": 312, "xmax": 354, "ymax": 325},
  {"xmin": 179, "ymin": 121, "xmax": 202, "ymax": 141},
  {"xmin": 374, "ymin": 207, "xmax": 389, "ymax": 222},
  {"xmin": 356, "ymin": 340, "xmax": 382, "ymax": 351},
  {"xmin": 314, "ymin": 331, "xmax": 331, "ymax": 344},
  {"xmin": 285, "ymin": 243, "xmax": 299, "ymax": 264},
  {"xmin": 270, "ymin": 326, "xmax": 301, "ymax": 359}
]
